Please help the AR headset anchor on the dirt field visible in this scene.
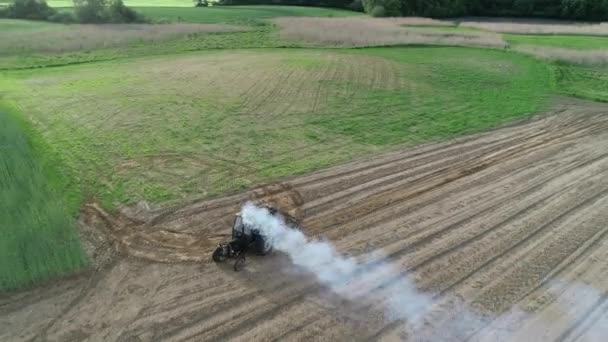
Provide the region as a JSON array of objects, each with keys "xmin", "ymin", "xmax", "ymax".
[{"xmin": 2, "ymin": 100, "xmax": 608, "ymax": 341}]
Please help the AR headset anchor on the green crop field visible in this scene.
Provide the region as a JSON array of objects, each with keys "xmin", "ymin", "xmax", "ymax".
[
  {"xmin": 557, "ymin": 64, "xmax": 608, "ymax": 102},
  {"xmin": 2, "ymin": 4, "xmax": 608, "ymax": 290},
  {"xmin": 0, "ymin": 107, "xmax": 86, "ymax": 291},
  {"xmin": 506, "ymin": 34, "xmax": 608, "ymax": 49},
  {"xmin": 0, "ymin": 19, "xmax": 66, "ymax": 31}
]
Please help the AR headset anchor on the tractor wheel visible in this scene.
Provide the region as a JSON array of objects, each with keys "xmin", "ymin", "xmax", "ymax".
[
  {"xmin": 234, "ymin": 255, "xmax": 246, "ymax": 272},
  {"xmin": 212, "ymin": 247, "xmax": 227, "ymax": 263}
]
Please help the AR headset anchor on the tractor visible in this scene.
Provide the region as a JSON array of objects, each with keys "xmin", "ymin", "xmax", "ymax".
[{"xmin": 212, "ymin": 205, "xmax": 298, "ymax": 271}]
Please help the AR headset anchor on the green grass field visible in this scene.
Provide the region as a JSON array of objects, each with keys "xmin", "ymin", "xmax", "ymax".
[
  {"xmin": 557, "ymin": 64, "xmax": 608, "ymax": 102},
  {"xmin": 0, "ymin": 107, "xmax": 86, "ymax": 291},
  {"xmin": 1, "ymin": 47, "xmax": 554, "ymax": 208},
  {"xmin": 2, "ymin": 4, "xmax": 608, "ymax": 290},
  {"xmin": 506, "ymin": 34, "xmax": 608, "ymax": 49},
  {"xmin": 48, "ymin": 0, "xmax": 192, "ymax": 6},
  {"xmin": 0, "ymin": 19, "xmax": 67, "ymax": 31}
]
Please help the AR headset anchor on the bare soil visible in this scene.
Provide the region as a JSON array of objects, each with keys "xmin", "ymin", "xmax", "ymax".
[{"xmin": 2, "ymin": 100, "xmax": 608, "ymax": 342}]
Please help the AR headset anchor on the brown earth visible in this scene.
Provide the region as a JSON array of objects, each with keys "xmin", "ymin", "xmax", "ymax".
[{"xmin": 2, "ymin": 101, "xmax": 608, "ymax": 342}]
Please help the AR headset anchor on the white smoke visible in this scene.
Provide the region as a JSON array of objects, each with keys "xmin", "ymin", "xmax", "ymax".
[
  {"xmin": 241, "ymin": 202, "xmax": 434, "ymax": 325},
  {"xmin": 240, "ymin": 203, "xmax": 608, "ymax": 341}
]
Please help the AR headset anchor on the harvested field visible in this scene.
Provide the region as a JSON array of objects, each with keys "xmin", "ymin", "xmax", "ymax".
[
  {"xmin": 515, "ymin": 45, "xmax": 608, "ymax": 65},
  {"xmin": 2, "ymin": 101, "xmax": 608, "ymax": 341},
  {"xmin": 459, "ymin": 19, "xmax": 608, "ymax": 36},
  {"xmin": 0, "ymin": 23, "xmax": 246, "ymax": 55},
  {"xmin": 273, "ymin": 17, "xmax": 507, "ymax": 48},
  {"xmin": 387, "ymin": 17, "xmax": 608, "ymax": 37}
]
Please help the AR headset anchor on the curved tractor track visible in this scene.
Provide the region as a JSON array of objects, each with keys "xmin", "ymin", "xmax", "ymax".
[
  {"xmin": 2, "ymin": 102, "xmax": 608, "ymax": 342},
  {"xmin": 79, "ymin": 183, "xmax": 304, "ymax": 264}
]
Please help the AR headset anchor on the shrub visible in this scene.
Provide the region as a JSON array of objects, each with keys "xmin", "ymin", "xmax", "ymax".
[
  {"xmin": 371, "ymin": 5, "xmax": 386, "ymax": 16},
  {"xmin": 194, "ymin": 0, "xmax": 209, "ymax": 6},
  {"xmin": 347, "ymin": 0, "xmax": 364, "ymax": 12},
  {"xmin": 73, "ymin": 0, "xmax": 106, "ymax": 23},
  {"xmin": 363, "ymin": 0, "xmax": 401, "ymax": 16},
  {"xmin": 108, "ymin": 0, "xmax": 140, "ymax": 22},
  {"xmin": 73, "ymin": 0, "xmax": 141, "ymax": 23},
  {"xmin": 47, "ymin": 10, "xmax": 75, "ymax": 22},
  {"xmin": 7, "ymin": 0, "xmax": 56, "ymax": 20}
]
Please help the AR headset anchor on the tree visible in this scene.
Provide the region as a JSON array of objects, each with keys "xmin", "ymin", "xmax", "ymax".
[
  {"xmin": 514, "ymin": 0, "xmax": 535, "ymax": 15},
  {"xmin": 561, "ymin": 0, "xmax": 608, "ymax": 20},
  {"xmin": 7, "ymin": 0, "xmax": 55, "ymax": 20},
  {"xmin": 73, "ymin": 0, "xmax": 141, "ymax": 23},
  {"xmin": 108, "ymin": 0, "xmax": 140, "ymax": 21},
  {"xmin": 73, "ymin": 0, "xmax": 106, "ymax": 22},
  {"xmin": 362, "ymin": 0, "xmax": 401, "ymax": 16}
]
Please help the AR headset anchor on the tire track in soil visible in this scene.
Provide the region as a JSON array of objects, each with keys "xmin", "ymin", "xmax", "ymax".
[
  {"xmin": 303, "ymin": 118, "xmax": 607, "ymax": 232},
  {"xmin": 3, "ymin": 103, "xmax": 608, "ymax": 342},
  {"xmin": 320, "ymin": 145, "xmax": 595, "ymax": 252}
]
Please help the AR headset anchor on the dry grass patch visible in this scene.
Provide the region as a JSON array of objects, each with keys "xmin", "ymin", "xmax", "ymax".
[
  {"xmin": 459, "ymin": 19, "xmax": 608, "ymax": 36},
  {"xmin": 273, "ymin": 17, "xmax": 506, "ymax": 48},
  {"xmin": 515, "ymin": 45, "xmax": 608, "ymax": 65},
  {"xmin": 388, "ymin": 16, "xmax": 456, "ymax": 26},
  {"xmin": 0, "ymin": 23, "xmax": 247, "ymax": 55}
]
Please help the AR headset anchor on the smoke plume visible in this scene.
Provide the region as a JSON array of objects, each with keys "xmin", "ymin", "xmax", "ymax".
[
  {"xmin": 241, "ymin": 203, "xmax": 608, "ymax": 341},
  {"xmin": 241, "ymin": 202, "xmax": 434, "ymax": 324}
]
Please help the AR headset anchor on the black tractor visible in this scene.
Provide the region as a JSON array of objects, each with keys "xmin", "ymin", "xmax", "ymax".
[{"xmin": 212, "ymin": 206, "xmax": 297, "ymax": 271}]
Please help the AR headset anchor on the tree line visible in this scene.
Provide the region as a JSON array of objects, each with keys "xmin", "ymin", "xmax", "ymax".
[
  {"xmin": 0, "ymin": 0, "xmax": 141, "ymax": 23},
  {"xmin": 217, "ymin": 0, "xmax": 608, "ymax": 21}
]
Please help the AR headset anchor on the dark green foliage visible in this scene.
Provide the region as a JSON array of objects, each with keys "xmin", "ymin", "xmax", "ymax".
[
  {"xmin": 47, "ymin": 11, "xmax": 75, "ymax": 22},
  {"xmin": 6, "ymin": 0, "xmax": 55, "ymax": 20},
  {"xmin": 370, "ymin": 5, "xmax": 385, "ymax": 16},
  {"xmin": 226, "ymin": 0, "xmax": 608, "ymax": 20},
  {"xmin": 561, "ymin": 0, "xmax": 608, "ymax": 21},
  {"xmin": 73, "ymin": 0, "xmax": 107, "ymax": 22},
  {"xmin": 108, "ymin": 0, "xmax": 140, "ymax": 22},
  {"xmin": 73, "ymin": 0, "xmax": 141, "ymax": 23},
  {"xmin": 347, "ymin": 0, "xmax": 364, "ymax": 11},
  {"xmin": 194, "ymin": 0, "xmax": 209, "ymax": 6},
  {"xmin": 471, "ymin": 0, "xmax": 608, "ymax": 20},
  {"xmin": 363, "ymin": 0, "xmax": 400, "ymax": 16},
  {"xmin": 514, "ymin": 0, "xmax": 535, "ymax": 15}
]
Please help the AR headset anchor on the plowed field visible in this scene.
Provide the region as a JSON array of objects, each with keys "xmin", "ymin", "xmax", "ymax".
[{"xmin": 2, "ymin": 101, "xmax": 608, "ymax": 342}]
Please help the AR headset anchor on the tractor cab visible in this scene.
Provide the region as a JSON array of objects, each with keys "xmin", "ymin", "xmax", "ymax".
[
  {"xmin": 232, "ymin": 214, "xmax": 246, "ymax": 240},
  {"xmin": 232, "ymin": 205, "xmax": 280, "ymax": 240},
  {"xmin": 227, "ymin": 208, "xmax": 273, "ymax": 256}
]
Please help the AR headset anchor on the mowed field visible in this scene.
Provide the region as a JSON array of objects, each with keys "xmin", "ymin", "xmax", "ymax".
[
  {"xmin": 1, "ymin": 47, "xmax": 553, "ymax": 207},
  {"xmin": 3, "ymin": 4, "xmax": 608, "ymax": 342},
  {"xmin": 2, "ymin": 100, "xmax": 608, "ymax": 341}
]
